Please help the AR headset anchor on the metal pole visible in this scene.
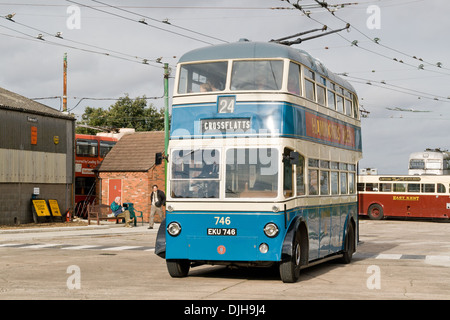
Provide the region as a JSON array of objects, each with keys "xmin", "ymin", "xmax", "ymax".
[
  {"xmin": 164, "ymin": 63, "xmax": 170, "ymax": 193},
  {"xmin": 63, "ymin": 53, "xmax": 67, "ymax": 112}
]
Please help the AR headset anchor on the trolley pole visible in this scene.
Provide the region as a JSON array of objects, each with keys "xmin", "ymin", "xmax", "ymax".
[{"xmin": 164, "ymin": 63, "xmax": 170, "ymax": 193}]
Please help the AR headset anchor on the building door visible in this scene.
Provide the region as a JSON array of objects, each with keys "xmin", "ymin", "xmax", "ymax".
[{"xmin": 108, "ymin": 179, "xmax": 122, "ymax": 204}]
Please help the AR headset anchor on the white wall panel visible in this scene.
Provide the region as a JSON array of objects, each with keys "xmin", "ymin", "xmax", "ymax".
[{"xmin": 0, "ymin": 149, "xmax": 66, "ymax": 183}]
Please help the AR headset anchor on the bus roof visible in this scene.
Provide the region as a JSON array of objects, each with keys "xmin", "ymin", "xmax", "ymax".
[
  {"xmin": 359, "ymin": 174, "xmax": 450, "ymax": 183},
  {"xmin": 409, "ymin": 150, "xmax": 450, "ymax": 159},
  {"xmin": 178, "ymin": 40, "xmax": 356, "ymax": 93}
]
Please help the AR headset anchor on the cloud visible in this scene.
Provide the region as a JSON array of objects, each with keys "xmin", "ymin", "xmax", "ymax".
[{"xmin": 0, "ymin": 0, "xmax": 449, "ymax": 174}]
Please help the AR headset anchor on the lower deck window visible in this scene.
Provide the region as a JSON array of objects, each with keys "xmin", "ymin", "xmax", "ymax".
[
  {"xmin": 226, "ymin": 148, "xmax": 278, "ymax": 198},
  {"xmin": 171, "ymin": 149, "xmax": 220, "ymax": 198}
]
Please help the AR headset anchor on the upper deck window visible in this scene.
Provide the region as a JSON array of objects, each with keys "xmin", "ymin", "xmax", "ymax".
[
  {"xmin": 288, "ymin": 62, "xmax": 301, "ymax": 95},
  {"xmin": 100, "ymin": 140, "xmax": 116, "ymax": 158},
  {"xmin": 76, "ymin": 139, "xmax": 98, "ymax": 157},
  {"xmin": 178, "ymin": 62, "xmax": 227, "ymax": 94},
  {"xmin": 231, "ymin": 60, "xmax": 283, "ymax": 91},
  {"xmin": 304, "ymin": 68, "xmax": 316, "ymax": 101},
  {"xmin": 409, "ymin": 159, "xmax": 425, "ymax": 169}
]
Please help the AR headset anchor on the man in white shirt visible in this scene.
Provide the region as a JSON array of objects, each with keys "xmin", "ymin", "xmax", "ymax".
[{"xmin": 149, "ymin": 184, "xmax": 166, "ymax": 229}]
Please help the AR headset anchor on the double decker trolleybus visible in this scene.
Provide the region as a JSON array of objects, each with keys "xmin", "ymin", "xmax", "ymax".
[
  {"xmin": 408, "ymin": 148, "xmax": 450, "ymax": 175},
  {"xmin": 358, "ymin": 175, "xmax": 450, "ymax": 220},
  {"xmin": 74, "ymin": 134, "xmax": 117, "ymax": 217},
  {"xmin": 155, "ymin": 40, "xmax": 362, "ymax": 283}
]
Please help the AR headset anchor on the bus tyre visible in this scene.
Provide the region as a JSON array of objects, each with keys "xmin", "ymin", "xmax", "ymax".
[
  {"xmin": 368, "ymin": 204, "xmax": 384, "ymax": 220},
  {"xmin": 341, "ymin": 222, "xmax": 355, "ymax": 264},
  {"xmin": 279, "ymin": 232, "xmax": 301, "ymax": 283},
  {"xmin": 166, "ymin": 259, "xmax": 190, "ymax": 277}
]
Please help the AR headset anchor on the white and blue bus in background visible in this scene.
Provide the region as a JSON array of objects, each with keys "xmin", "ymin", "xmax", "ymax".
[{"xmin": 155, "ymin": 40, "xmax": 362, "ymax": 283}]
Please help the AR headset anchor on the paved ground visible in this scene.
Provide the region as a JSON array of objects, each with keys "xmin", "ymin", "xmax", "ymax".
[{"xmin": 0, "ymin": 218, "xmax": 449, "ymax": 300}]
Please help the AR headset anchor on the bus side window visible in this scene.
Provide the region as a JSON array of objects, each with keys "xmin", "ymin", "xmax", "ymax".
[
  {"xmin": 407, "ymin": 183, "xmax": 420, "ymax": 192},
  {"xmin": 348, "ymin": 173, "xmax": 355, "ymax": 194},
  {"xmin": 296, "ymin": 154, "xmax": 305, "ymax": 196},
  {"xmin": 437, "ymin": 183, "xmax": 446, "ymax": 193},
  {"xmin": 283, "ymin": 148, "xmax": 294, "ymax": 197},
  {"xmin": 394, "ymin": 183, "xmax": 407, "ymax": 192},
  {"xmin": 352, "ymin": 93, "xmax": 359, "ymax": 119},
  {"xmin": 288, "ymin": 62, "xmax": 301, "ymax": 95},
  {"xmin": 308, "ymin": 169, "xmax": 319, "ymax": 195},
  {"xmin": 320, "ymin": 160, "xmax": 330, "ymax": 195},
  {"xmin": 340, "ymin": 172, "xmax": 347, "ymax": 194},
  {"xmin": 304, "ymin": 71, "xmax": 315, "ymax": 101},
  {"xmin": 422, "ymin": 184, "xmax": 435, "ymax": 193},
  {"xmin": 331, "ymin": 171, "xmax": 339, "ymax": 194}
]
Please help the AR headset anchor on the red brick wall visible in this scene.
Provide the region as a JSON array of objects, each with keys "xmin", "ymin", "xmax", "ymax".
[{"xmin": 98, "ymin": 162, "xmax": 166, "ymax": 223}]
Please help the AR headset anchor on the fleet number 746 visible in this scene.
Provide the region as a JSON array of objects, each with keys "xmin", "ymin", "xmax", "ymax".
[{"xmin": 214, "ymin": 216, "xmax": 231, "ymax": 225}]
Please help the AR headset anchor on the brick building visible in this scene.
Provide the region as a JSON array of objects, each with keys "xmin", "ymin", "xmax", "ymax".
[{"xmin": 96, "ymin": 131, "xmax": 165, "ymax": 223}]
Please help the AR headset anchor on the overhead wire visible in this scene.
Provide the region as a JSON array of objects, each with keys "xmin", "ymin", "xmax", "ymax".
[
  {"xmin": 341, "ymin": 74, "xmax": 450, "ymax": 102},
  {"xmin": 90, "ymin": 0, "xmax": 229, "ymax": 44},
  {"xmin": 300, "ymin": 1, "xmax": 450, "ymax": 108},
  {"xmin": 66, "ymin": 0, "xmax": 218, "ymax": 45},
  {"xmin": 30, "ymin": 95, "xmax": 165, "ymax": 113},
  {"xmin": 282, "ymin": 0, "xmax": 450, "ymax": 77},
  {"xmin": 311, "ymin": 0, "xmax": 449, "ymax": 72},
  {"xmin": 66, "ymin": 95, "xmax": 165, "ymax": 113},
  {"xmin": 0, "ymin": 3, "xmax": 181, "ymax": 113},
  {"xmin": 0, "ymin": 14, "xmax": 165, "ymax": 68}
]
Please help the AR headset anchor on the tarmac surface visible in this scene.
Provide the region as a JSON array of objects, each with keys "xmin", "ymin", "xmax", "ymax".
[{"xmin": 1, "ymin": 218, "xmax": 450, "ymax": 300}]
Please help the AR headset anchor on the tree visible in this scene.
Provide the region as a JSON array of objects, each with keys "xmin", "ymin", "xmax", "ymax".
[{"xmin": 76, "ymin": 95, "xmax": 166, "ymax": 134}]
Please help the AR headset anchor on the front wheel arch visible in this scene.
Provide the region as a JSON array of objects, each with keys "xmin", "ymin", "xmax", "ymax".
[{"xmin": 279, "ymin": 221, "xmax": 308, "ymax": 283}]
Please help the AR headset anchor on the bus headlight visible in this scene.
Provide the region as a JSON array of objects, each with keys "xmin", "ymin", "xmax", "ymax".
[
  {"xmin": 167, "ymin": 222, "xmax": 182, "ymax": 237},
  {"xmin": 264, "ymin": 223, "xmax": 279, "ymax": 238}
]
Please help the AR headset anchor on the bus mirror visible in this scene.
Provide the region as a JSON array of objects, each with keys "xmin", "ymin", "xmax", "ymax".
[
  {"xmin": 290, "ymin": 151, "xmax": 300, "ymax": 165},
  {"xmin": 155, "ymin": 152, "xmax": 163, "ymax": 165}
]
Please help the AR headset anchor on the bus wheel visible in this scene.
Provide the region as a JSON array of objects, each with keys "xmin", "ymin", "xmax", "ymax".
[
  {"xmin": 166, "ymin": 259, "xmax": 190, "ymax": 277},
  {"xmin": 341, "ymin": 221, "xmax": 355, "ymax": 264},
  {"xmin": 279, "ymin": 232, "xmax": 301, "ymax": 283},
  {"xmin": 368, "ymin": 204, "xmax": 384, "ymax": 220}
]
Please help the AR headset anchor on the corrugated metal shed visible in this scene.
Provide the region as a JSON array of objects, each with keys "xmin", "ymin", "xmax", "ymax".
[{"xmin": 0, "ymin": 86, "xmax": 75, "ymax": 225}]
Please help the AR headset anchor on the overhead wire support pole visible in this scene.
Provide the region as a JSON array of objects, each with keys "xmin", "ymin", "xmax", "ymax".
[
  {"xmin": 63, "ymin": 53, "xmax": 67, "ymax": 112},
  {"xmin": 163, "ymin": 63, "xmax": 170, "ymax": 194}
]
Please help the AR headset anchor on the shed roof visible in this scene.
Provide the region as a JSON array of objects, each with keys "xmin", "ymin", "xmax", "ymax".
[
  {"xmin": 97, "ymin": 131, "xmax": 165, "ymax": 172},
  {"xmin": 0, "ymin": 86, "xmax": 74, "ymax": 120}
]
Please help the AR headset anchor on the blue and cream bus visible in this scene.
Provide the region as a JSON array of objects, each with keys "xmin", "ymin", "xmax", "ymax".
[{"xmin": 155, "ymin": 40, "xmax": 362, "ymax": 283}]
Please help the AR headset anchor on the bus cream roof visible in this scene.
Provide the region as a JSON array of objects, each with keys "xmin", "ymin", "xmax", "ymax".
[{"xmin": 178, "ymin": 41, "xmax": 356, "ymax": 94}]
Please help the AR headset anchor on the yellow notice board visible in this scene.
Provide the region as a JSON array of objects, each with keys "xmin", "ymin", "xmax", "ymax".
[
  {"xmin": 32, "ymin": 200, "xmax": 51, "ymax": 217},
  {"xmin": 48, "ymin": 199, "xmax": 62, "ymax": 217}
]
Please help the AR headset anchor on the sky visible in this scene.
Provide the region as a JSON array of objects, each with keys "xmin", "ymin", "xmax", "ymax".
[{"xmin": 0, "ymin": 0, "xmax": 449, "ymax": 174}]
